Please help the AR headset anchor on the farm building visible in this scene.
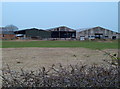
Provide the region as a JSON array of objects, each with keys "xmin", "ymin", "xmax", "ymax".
[
  {"xmin": 14, "ymin": 28, "xmax": 51, "ymax": 40},
  {"xmin": 0, "ymin": 27, "xmax": 16, "ymax": 40},
  {"xmin": 47, "ymin": 26, "xmax": 76, "ymax": 40},
  {"xmin": 76, "ymin": 26, "xmax": 119, "ymax": 40}
]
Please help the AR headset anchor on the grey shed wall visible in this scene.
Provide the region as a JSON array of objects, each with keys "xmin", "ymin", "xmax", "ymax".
[
  {"xmin": 26, "ymin": 29, "xmax": 51, "ymax": 39},
  {"xmin": 76, "ymin": 27, "xmax": 118, "ymax": 40}
]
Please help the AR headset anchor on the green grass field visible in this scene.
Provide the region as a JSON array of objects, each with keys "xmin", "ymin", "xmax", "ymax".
[{"xmin": 1, "ymin": 40, "xmax": 118, "ymax": 49}]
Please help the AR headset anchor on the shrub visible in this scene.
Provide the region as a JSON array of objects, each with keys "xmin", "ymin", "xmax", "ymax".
[{"xmin": 1, "ymin": 63, "xmax": 119, "ymax": 88}]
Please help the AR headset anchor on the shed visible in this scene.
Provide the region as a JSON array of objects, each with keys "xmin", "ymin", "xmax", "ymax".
[
  {"xmin": 47, "ymin": 26, "xmax": 76, "ymax": 40},
  {"xmin": 14, "ymin": 28, "xmax": 51, "ymax": 40},
  {"xmin": 76, "ymin": 26, "xmax": 119, "ymax": 40}
]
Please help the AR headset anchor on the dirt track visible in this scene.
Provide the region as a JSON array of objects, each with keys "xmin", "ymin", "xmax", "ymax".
[{"xmin": 2, "ymin": 48, "xmax": 118, "ymax": 71}]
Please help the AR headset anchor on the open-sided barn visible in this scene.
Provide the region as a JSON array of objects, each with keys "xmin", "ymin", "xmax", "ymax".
[
  {"xmin": 76, "ymin": 26, "xmax": 119, "ymax": 40},
  {"xmin": 47, "ymin": 26, "xmax": 76, "ymax": 40},
  {"xmin": 14, "ymin": 28, "xmax": 51, "ymax": 40}
]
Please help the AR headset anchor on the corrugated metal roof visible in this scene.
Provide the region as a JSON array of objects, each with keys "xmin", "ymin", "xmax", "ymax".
[
  {"xmin": 77, "ymin": 26, "xmax": 119, "ymax": 33},
  {"xmin": 76, "ymin": 27, "xmax": 94, "ymax": 32},
  {"xmin": 46, "ymin": 26, "xmax": 75, "ymax": 31},
  {"xmin": 15, "ymin": 28, "xmax": 47, "ymax": 32}
]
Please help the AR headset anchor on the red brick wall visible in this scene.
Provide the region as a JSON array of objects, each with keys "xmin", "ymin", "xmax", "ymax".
[{"xmin": 0, "ymin": 34, "xmax": 16, "ymax": 40}]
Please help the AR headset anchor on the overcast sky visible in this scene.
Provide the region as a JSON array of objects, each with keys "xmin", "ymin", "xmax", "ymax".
[{"xmin": 2, "ymin": 2, "xmax": 118, "ymax": 32}]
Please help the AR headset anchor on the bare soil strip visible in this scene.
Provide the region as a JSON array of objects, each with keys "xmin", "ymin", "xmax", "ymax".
[{"xmin": 2, "ymin": 48, "xmax": 118, "ymax": 71}]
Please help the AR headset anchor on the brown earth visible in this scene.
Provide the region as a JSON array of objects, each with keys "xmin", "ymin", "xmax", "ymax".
[{"xmin": 2, "ymin": 48, "xmax": 118, "ymax": 71}]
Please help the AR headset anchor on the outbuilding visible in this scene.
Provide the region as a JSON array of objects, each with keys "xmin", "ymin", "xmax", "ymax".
[
  {"xmin": 14, "ymin": 28, "xmax": 51, "ymax": 40},
  {"xmin": 47, "ymin": 26, "xmax": 76, "ymax": 40},
  {"xmin": 0, "ymin": 27, "xmax": 16, "ymax": 40},
  {"xmin": 76, "ymin": 26, "xmax": 119, "ymax": 40}
]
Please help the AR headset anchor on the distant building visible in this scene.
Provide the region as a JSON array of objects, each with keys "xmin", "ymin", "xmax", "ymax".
[
  {"xmin": 76, "ymin": 26, "xmax": 119, "ymax": 40},
  {"xmin": 47, "ymin": 26, "xmax": 76, "ymax": 40},
  {"xmin": 0, "ymin": 27, "xmax": 16, "ymax": 40},
  {"xmin": 14, "ymin": 28, "xmax": 51, "ymax": 40}
]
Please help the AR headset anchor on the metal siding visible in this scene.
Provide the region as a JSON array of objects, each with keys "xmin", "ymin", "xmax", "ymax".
[{"xmin": 26, "ymin": 30, "xmax": 51, "ymax": 38}]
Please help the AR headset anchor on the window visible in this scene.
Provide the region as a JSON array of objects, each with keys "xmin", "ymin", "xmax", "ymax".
[
  {"xmin": 89, "ymin": 36, "xmax": 95, "ymax": 39},
  {"xmin": 105, "ymin": 36, "xmax": 108, "ymax": 37},
  {"xmin": 105, "ymin": 36, "xmax": 108, "ymax": 39}
]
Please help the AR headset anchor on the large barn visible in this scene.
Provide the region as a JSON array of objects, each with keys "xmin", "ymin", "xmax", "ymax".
[
  {"xmin": 14, "ymin": 28, "xmax": 51, "ymax": 40},
  {"xmin": 76, "ymin": 26, "xmax": 119, "ymax": 40},
  {"xmin": 47, "ymin": 26, "xmax": 76, "ymax": 40}
]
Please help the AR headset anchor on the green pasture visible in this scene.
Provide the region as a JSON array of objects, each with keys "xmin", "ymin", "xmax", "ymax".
[{"xmin": 1, "ymin": 40, "xmax": 118, "ymax": 49}]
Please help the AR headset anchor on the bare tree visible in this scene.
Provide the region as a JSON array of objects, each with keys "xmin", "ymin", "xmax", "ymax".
[{"xmin": 5, "ymin": 24, "xmax": 18, "ymax": 32}]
